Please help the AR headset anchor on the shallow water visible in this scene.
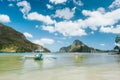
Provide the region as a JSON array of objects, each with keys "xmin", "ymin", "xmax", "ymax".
[{"xmin": 0, "ymin": 53, "xmax": 120, "ymax": 80}]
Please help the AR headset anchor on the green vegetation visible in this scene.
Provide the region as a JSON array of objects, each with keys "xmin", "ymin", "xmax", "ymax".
[
  {"xmin": 0, "ymin": 23, "xmax": 50, "ymax": 52},
  {"xmin": 114, "ymin": 35, "xmax": 120, "ymax": 53},
  {"xmin": 59, "ymin": 40, "xmax": 100, "ymax": 52}
]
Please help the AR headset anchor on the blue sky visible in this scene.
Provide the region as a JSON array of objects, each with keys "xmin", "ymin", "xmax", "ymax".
[{"xmin": 0, "ymin": 0, "xmax": 120, "ymax": 52}]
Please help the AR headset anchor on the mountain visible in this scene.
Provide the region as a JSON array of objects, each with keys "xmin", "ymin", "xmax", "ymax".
[
  {"xmin": 59, "ymin": 40, "xmax": 99, "ymax": 52},
  {"xmin": 0, "ymin": 23, "xmax": 50, "ymax": 52}
]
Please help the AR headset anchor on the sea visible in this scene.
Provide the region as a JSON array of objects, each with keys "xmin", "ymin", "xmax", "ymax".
[{"xmin": 0, "ymin": 52, "xmax": 120, "ymax": 80}]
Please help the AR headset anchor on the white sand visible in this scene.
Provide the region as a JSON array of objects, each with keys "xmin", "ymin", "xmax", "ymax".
[{"xmin": 0, "ymin": 64, "xmax": 120, "ymax": 80}]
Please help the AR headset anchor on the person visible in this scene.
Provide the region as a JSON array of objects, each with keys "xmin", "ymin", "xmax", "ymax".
[
  {"xmin": 34, "ymin": 54, "xmax": 43, "ymax": 60},
  {"xmin": 39, "ymin": 54, "xmax": 43, "ymax": 60}
]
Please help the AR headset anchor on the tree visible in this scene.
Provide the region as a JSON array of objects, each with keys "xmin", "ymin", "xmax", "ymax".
[{"xmin": 114, "ymin": 35, "xmax": 120, "ymax": 53}]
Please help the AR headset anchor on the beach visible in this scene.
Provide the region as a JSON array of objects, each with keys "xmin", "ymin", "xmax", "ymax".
[{"xmin": 0, "ymin": 53, "xmax": 120, "ymax": 80}]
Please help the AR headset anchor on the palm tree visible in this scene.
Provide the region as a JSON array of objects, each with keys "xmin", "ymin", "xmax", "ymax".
[{"xmin": 114, "ymin": 35, "xmax": 120, "ymax": 53}]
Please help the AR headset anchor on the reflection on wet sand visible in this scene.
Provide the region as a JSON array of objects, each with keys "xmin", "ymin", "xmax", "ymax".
[
  {"xmin": 0, "ymin": 55, "xmax": 22, "ymax": 73},
  {"xmin": 73, "ymin": 53, "xmax": 86, "ymax": 66},
  {"xmin": 22, "ymin": 59, "xmax": 43, "ymax": 72}
]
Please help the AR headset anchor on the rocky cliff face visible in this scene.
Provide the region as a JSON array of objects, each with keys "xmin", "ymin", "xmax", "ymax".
[
  {"xmin": 59, "ymin": 40, "xmax": 95, "ymax": 52},
  {"xmin": 0, "ymin": 24, "xmax": 50, "ymax": 52}
]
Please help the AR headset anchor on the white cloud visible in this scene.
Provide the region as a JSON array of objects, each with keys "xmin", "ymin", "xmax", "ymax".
[
  {"xmin": 82, "ymin": 8, "xmax": 120, "ymax": 30},
  {"xmin": 54, "ymin": 7, "xmax": 75, "ymax": 20},
  {"xmin": 50, "ymin": 0, "xmax": 67, "ymax": 4},
  {"xmin": 33, "ymin": 38, "xmax": 54, "ymax": 46},
  {"xmin": 42, "ymin": 7, "xmax": 120, "ymax": 36},
  {"xmin": 100, "ymin": 44, "xmax": 105, "ymax": 46},
  {"xmin": 42, "ymin": 25, "xmax": 55, "ymax": 33},
  {"xmin": 23, "ymin": 32, "xmax": 33, "ymax": 38},
  {"xmin": 17, "ymin": 1, "xmax": 31, "ymax": 18},
  {"xmin": 54, "ymin": 21, "xmax": 86, "ymax": 36},
  {"xmin": 40, "ymin": 6, "xmax": 120, "ymax": 37},
  {"xmin": 27, "ymin": 12, "xmax": 56, "ymax": 24},
  {"xmin": 73, "ymin": 0, "xmax": 83, "ymax": 6},
  {"xmin": 100, "ymin": 25, "xmax": 120, "ymax": 34},
  {"xmin": 42, "ymin": 21, "xmax": 87, "ymax": 36},
  {"xmin": 17, "ymin": 1, "xmax": 55, "ymax": 24},
  {"xmin": 46, "ymin": 4, "xmax": 53, "ymax": 9},
  {"xmin": 97, "ymin": 7, "xmax": 105, "ymax": 13},
  {"xmin": 0, "ymin": 14, "xmax": 10, "ymax": 23},
  {"xmin": 109, "ymin": 0, "xmax": 120, "ymax": 9},
  {"xmin": 8, "ymin": 3, "xmax": 14, "ymax": 7}
]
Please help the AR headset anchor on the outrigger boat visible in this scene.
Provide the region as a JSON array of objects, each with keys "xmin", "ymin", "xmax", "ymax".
[
  {"xmin": 34, "ymin": 48, "xmax": 44, "ymax": 60},
  {"xmin": 34, "ymin": 53, "xmax": 43, "ymax": 60}
]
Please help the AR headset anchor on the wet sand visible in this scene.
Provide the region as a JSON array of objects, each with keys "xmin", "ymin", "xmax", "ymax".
[{"xmin": 0, "ymin": 64, "xmax": 120, "ymax": 80}]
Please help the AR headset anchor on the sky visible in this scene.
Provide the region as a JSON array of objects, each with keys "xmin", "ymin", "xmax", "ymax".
[{"xmin": 0, "ymin": 0, "xmax": 120, "ymax": 52}]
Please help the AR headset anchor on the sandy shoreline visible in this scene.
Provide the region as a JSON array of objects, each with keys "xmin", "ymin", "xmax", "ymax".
[{"xmin": 0, "ymin": 64, "xmax": 120, "ymax": 80}]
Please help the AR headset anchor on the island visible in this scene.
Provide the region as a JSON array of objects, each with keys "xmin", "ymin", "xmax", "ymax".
[
  {"xmin": 59, "ymin": 40, "xmax": 101, "ymax": 52},
  {"xmin": 0, "ymin": 23, "xmax": 50, "ymax": 52}
]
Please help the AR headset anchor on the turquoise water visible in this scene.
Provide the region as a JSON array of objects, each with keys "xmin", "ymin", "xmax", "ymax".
[{"xmin": 0, "ymin": 53, "xmax": 120, "ymax": 80}]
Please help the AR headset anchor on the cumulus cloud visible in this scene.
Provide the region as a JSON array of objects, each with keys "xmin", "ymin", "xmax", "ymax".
[
  {"xmin": 17, "ymin": 1, "xmax": 31, "ymax": 18},
  {"xmin": 54, "ymin": 7, "xmax": 75, "ymax": 20},
  {"xmin": 109, "ymin": 0, "xmax": 120, "ymax": 9},
  {"xmin": 27, "ymin": 12, "xmax": 56, "ymax": 24},
  {"xmin": 82, "ymin": 8, "xmax": 120, "ymax": 30},
  {"xmin": 17, "ymin": 1, "xmax": 56, "ymax": 24},
  {"xmin": 50, "ymin": 0, "xmax": 67, "ymax": 4},
  {"xmin": 0, "ymin": 14, "xmax": 10, "ymax": 23},
  {"xmin": 54, "ymin": 21, "xmax": 86, "ymax": 36},
  {"xmin": 23, "ymin": 32, "xmax": 33, "ymax": 38},
  {"xmin": 42, "ymin": 21, "xmax": 87, "ymax": 36},
  {"xmin": 42, "ymin": 25, "xmax": 55, "ymax": 33},
  {"xmin": 42, "ymin": 7, "xmax": 120, "ymax": 36},
  {"xmin": 100, "ymin": 25, "xmax": 120, "ymax": 34},
  {"xmin": 46, "ymin": 4, "xmax": 53, "ymax": 9},
  {"xmin": 73, "ymin": 0, "xmax": 83, "ymax": 6},
  {"xmin": 33, "ymin": 38, "xmax": 54, "ymax": 46}
]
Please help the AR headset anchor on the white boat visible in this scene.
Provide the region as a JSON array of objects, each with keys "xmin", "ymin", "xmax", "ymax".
[
  {"xmin": 34, "ymin": 48, "xmax": 44, "ymax": 53},
  {"xmin": 24, "ymin": 55, "xmax": 37, "ymax": 58}
]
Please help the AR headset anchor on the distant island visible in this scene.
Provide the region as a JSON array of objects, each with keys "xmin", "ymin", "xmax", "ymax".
[
  {"xmin": 59, "ymin": 40, "xmax": 101, "ymax": 53},
  {"xmin": 0, "ymin": 23, "xmax": 50, "ymax": 52}
]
